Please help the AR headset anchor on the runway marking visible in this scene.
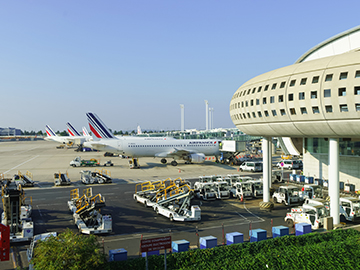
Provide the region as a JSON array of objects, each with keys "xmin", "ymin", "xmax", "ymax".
[
  {"xmin": 235, "ymin": 211, "xmax": 249, "ymax": 220},
  {"xmin": 242, "ymin": 202, "xmax": 265, "ymax": 221},
  {"xmin": 229, "ymin": 202, "xmax": 265, "ymax": 222},
  {"xmin": 3, "ymin": 155, "xmax": 39, "ymax": 173}
]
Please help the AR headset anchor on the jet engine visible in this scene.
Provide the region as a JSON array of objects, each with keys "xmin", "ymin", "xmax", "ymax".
[{"xmin": 184, "ymin": 153, "xmax": 205, "ymax": 163}]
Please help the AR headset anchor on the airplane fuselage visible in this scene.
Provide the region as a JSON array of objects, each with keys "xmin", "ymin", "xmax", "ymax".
[{"xmin": 84, "ymin": 137, "xmax": 220, "ymax": 157}]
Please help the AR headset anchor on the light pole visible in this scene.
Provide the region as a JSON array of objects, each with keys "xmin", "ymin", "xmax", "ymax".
[
  {"xmin": 180, "ymin": 104, "xmax": 184, "ymax": 132},
  {"xmin": 205, "ymin": 100, "xmax": 209, "ymax": 130}
]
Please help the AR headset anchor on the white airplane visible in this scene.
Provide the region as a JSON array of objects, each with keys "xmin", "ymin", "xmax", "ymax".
[
  {"xmin": 44, "ymin": 125, "xmax": 72, "ymax": 144},
  {"xmin": 83, "ymin": 112, "xmax": 220, "ymax": 166},
  {"xmin": 66, "ymin": 122, "xmax": 92, "ymax": 144},
  {"xmin": 44, "ymin": 124, "xmax": 92, "ymax": 145}
]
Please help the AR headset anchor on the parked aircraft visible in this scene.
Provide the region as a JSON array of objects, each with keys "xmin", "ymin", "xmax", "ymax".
[
  {"xmin": 44, "ymin": 124, "xmax": 92, "ymax": 145},
  {"xmin": 44, "ymin": 125, "xmax": 71, "ymax": 144},
  {"xmin": 66, "ymin": 122, "xmax": 92, "ymax": 143},
  {"xmin": 83, "ymin": 112, "xmax": 220, "ymax": 166}
]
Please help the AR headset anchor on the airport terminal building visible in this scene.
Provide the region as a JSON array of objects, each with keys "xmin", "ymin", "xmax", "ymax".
[{"xmin": 230, "ymin": 25, "xmax": 360, "ymax": 188}]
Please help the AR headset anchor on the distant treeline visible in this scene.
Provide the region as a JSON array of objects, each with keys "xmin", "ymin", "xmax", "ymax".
[{"xmin": 21, "ymin": 129, "xmax": 170, "ymax": 136}]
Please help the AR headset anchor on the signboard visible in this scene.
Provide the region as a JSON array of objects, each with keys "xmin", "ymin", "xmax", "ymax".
[{"xmin": 141, "ymin": 236, "xmax": 171, "ymax": 253}]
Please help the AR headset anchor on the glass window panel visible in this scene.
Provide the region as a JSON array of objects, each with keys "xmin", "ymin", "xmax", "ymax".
[
  {"xmin": 339, "ymin": 72, "xmax": 348, "ymax": 80},
  {"xmin": 325, "ymin": 74, "xmax": 333, "ymax": 81},
  {"xmin": 325, "ymin": 105, "xmax": 332, "ymax": 113},
  {"xmin": 324, "ymin": 89, "xmax": 331, "ymax": 97}
]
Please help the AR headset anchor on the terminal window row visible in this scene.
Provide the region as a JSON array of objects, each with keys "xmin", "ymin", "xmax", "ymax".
[
  {"xmin": 236, "ymin": 86, "xmax": 360, "ymax": 109},
  {"xmin": 236, "ymin": 70, "xmax": 360, "ymax": 97},
  {"xmin": 236, "ymin": 103, "xmax": 360, "ymax": 120}
]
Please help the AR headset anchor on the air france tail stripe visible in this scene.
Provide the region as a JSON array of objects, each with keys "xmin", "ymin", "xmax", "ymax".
[
  {"xmin": 86, "ymin": 113, "xmax": 115, "ymax": 139},
  {"xmin": 82, "ymin": 127, "xmax": 90, "ymax": 137},
  {"xmin": 45, "ymin": 125, "xmax": 57, "ymax": 136},
  {"xmin": 87, "ymin": 113, "xmax": 113, "ymax": 138},
  {"xmin": 67, "ymin": 129, "xmax": 75, "ymax": 136},
  {"xmin": 89, "ymin": 123, "xmax": 102, "ymax": 139},
  {"xmin": 66, "ymin": 122, "xmax": 81, "ymax": 136}
]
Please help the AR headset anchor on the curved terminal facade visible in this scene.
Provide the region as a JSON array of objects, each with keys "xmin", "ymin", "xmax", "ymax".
[
  {"xmin": 230, "ymin": 50, "xmax": 360, "ymax": 137},
  {"xmin": 230, "ymin": 26, "xmax": 360, "ymax": 195}
]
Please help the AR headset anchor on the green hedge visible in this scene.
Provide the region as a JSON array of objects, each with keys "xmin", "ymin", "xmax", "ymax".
[{"xmin": 105, "ymin": 229, "xmax": 360, "ymax": 270}]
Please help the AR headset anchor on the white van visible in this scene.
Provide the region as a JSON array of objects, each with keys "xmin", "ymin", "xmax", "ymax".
[
  {"xmin": 276, "ymin": 160, "xmax": 300, "ymax": 170},
  {"xmin": 239, "ymin": 162, "xmax": 263, "ymax": 172}
]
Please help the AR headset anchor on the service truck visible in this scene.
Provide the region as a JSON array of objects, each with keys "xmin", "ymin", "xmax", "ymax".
[
  {"xmin": 340, "ymin": 197, "xmax": 360, "ymax": 222},
  {"xmin": 248, "ymin": 180, "xmax": 263, "ymax": 198},
  {"xmin": 231, "ymin": 182, "xmax": 253, "ymax": 199},
  {"xmin": 272, "ymin": 185, "xmax": 301, "ymax": 206},
  {"xmin": 68, "ymin": 188, "xmax": 112, "ymax": 234},
  {"xmin": 299, "ymin": 184, "xmax": 322, "ymax": 201},
  {"xmin": 196, "ymin": 183, "xmax": 217, "ymax": 201},
  {"xmin": 214, "ymin": 181, "xmax": 231, "ymax": 199},
  {"xmin": 70, "ymin": 157, "xmax": 99, "ymax": 167},
  {"xmin": 133, "ymin": 180, "xmax": 163, "ymax": 207},
  {"xmin": 54, "ymin": 171, "xmax": 71, "ymax": 186},
  {"xmin": 153, "ymin": 184, "xmax": 201, "ymax": 222},
  {"xmin": 284, "ymin": 203, "xmax": 328, "ymax": 230}
]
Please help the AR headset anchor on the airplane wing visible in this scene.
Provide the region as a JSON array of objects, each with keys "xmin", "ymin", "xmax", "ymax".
[{"xmin": 154, "ymin": 148, "xmax": 197, "ymax": 158}]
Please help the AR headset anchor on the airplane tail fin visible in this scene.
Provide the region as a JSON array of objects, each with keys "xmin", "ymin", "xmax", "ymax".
[
  {"xmin": 45, "ymin": 125, "xmax": 57, "ymax": 137},
  {"xmin": 86, "ymin": 112, "xmax": 116, "ymax": 139},
  {"xmin": 66, "ymin": 122, "xmax": 81, "ymax": 137},
  {"xmin": 82, "ymin": 127, "xmax": 90, "ymax": 137}
]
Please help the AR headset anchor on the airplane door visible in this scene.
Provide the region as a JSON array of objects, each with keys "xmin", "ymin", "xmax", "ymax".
[{"xmin": 117, "ymin": 140, "xmax": 124, "ymax": 154}]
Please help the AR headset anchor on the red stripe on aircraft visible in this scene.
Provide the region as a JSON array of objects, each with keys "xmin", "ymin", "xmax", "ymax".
[{"xmin": 89, "ymin": 124, "xmax": 102, "ymax": 138}]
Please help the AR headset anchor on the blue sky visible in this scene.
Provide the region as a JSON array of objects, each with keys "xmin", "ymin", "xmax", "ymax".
[{"xmin": 1, "ymin": 1, "xmax": 359, "ymax": 132}]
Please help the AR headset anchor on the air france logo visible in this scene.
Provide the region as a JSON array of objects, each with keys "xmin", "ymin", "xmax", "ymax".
[{"xmin": 188, "ymin": 141, "xmax": 217, "ymax": 144}]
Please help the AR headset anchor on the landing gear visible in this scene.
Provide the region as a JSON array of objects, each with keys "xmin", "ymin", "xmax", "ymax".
[
  {"xmin": 161, "ymin": 158, "xmax": 167, "ymax": 164},
  {"xmin": 171, "ymin": 160, "xmax": 178, "ymax": 166}
]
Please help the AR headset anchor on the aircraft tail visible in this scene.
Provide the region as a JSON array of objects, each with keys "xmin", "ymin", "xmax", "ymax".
[
  {"xmin": 86, "ymin": 112, "xmax": 116, "ymax": 139},
  {"xmin": 82, "ymin": 127, "xmax": 90, "ymax": 137},
  {"xmin": 66, "ymin": 122, "xmax": 82, "ymax": 137},
  {"xmin": 45, "ymin": 125, "xmax": 57, "ymax": 137}
]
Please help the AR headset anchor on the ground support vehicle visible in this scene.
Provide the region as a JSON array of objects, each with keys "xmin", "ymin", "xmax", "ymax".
[
  {"xmin": 103, "ymin": 160, "xmax": 114, "ymax": 166},
  {"xmin": 67, "ymin": 188, "xmax": 112, "ymax": 234},
  {"xmin": 70, "ymin": 157, "xmax": 99, "ymax": 167},
  {"xmin": 196, "ymin": 183, "xmax": 217, "ymax": 200},
  {"xmin": 193, "ymin": 176, "xmax": 213, "ymax": 192},
  {"xmin": 133, "ymin": 180, "xmax": 163, "ymax": 207},
  {"xmin": 231, "ymin": 182, "xmax": 253, "ymax": 200},
  {"xmin": 80, "ymin": 170, "xmax": 97, "ymax": 185},
  {"xmin": 1, "ymin": 180, "xmax": 34, "ymax": 242},
  {"xmin": 214, "ymin": 181, "xmax": 231, "ymax": 199},
  {"xmin": 272, "ymin": 185, "xmax": 301, "ymax": 206},
  {"xmin": 54, "ymin": 171, "xmax": 71, "ymax": 186},
  {"xmin": 248, "ymin": 180, "xmax": 263, "ymax": 198},
  {"xmin": 27, "ymin": 232, "xmax": 57, "ymax": 270},
  {"xmin": 284, "ymin": 203, "xmax": 328, "ymax": 230},
  {"xmin": 276, "ymin": 160, "xmax": 300, "ymax": 170},
  {"xmin": 340, "ymin": 197, "xmax": 360, "ymax": 222},
  {"xmin": 299, "ymin": 184, "xmax": 323, "ymax": 200},
  {"xmin": 303, "ymin": 198, "xmax": 330, "ymax": 215},
  {"xmin": 239, "ymin": 161, "xmax": 263, "ymax": 172},
  {"xmin": 92, "ymin": 169, "xmax": 112, "ymax": 184},
  {"xmin": 13, "ymin": 170, "xmax": 34, "ymax": 187},
  {"xmin": 153, "ymin": 184, "xmax": 200, "ymax": 221}
]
